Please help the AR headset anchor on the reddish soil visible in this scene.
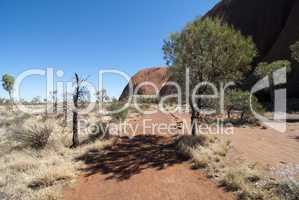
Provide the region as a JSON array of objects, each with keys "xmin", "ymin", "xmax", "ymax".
[
  {"xmin": 226, "ymin": 125, "xmax": 299, "ymax": 167},
  {"xmin": 129, "ymin": 111, "xmax": 299, "ymax": 168},
  {"xmin": 65, "ymin": 112, "xmax": 299, "ymax": 200},
  {"xmin": 64, "ymin": 136, "xmax": 233, "ymax": 200}
]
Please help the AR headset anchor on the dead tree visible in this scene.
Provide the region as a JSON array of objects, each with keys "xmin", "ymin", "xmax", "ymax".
[
  {"xmin": 53, "ymin": 91, "xmax": 58, "ymax": 114},
  {"xmin": 63, "ymin": 88, "xmax": 68, "ymax": 127},
  {"xmin": 71, "ymin": 73, "xmax": 88, "ymax": 148},
  {"xmin": 50, "ymin": 91, "xmax": 58, "ymax": 114},
  {"xmin": 71, "ymin": 74, "xmax": 80, "ymax": 148}
]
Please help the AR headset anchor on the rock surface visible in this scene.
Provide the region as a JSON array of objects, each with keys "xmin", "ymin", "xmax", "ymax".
[
  {"xmin": 205, "ymin": 0, "xmax": 299, "ymax": 97},
  {"xmin": 119, "ymin": 67, "xmax": 169, "ymax": 100}
]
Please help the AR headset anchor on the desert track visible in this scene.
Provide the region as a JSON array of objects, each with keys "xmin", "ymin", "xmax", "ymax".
[
  {"xmin": 65, "ymin": 112, "xmax": 299, "ymax": 200},
  {"xmin": 64, "ymin": 135, "xmax": 233, "ymax": 200}
]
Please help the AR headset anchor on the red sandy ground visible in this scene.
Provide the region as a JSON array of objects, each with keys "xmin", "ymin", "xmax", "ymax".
[{"xmin": 65, "ymin": 112, "xmax": 299, "ymax": 200}]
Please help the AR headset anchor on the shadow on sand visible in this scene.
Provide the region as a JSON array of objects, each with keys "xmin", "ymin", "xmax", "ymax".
[{"xmin": 76, "ymin": 135, "xmax": 189, "ymax": 181}]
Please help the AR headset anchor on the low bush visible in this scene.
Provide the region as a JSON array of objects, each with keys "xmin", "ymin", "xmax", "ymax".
[
  {"xmin": 13, "ymin": 122, "xmax": 53, "ymax": 150},
  {"xmin": 175, "ymin": 135, "xmax": 209, "ymax": 157},
  {"xmin": 107, "ymin": 100, "xmax": 128, "ymax": 122},
  {"xmin": 0, "ymin": 110, "xmax": 114, "ymax": 200},
  {"xmin": 225, "ymin": 90, "xmax": 264, "ymax": 123},
  {"xmin": 177, "ymin": 135, "xmax": 299, "ymax": 200}
]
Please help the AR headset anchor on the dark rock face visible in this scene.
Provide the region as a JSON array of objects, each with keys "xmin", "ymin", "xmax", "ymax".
[{"xmin": 205, "ymin": 0, "xmax": 299, "ymax": 97}]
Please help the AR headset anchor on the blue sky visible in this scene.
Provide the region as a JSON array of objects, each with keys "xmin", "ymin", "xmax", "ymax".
[{"xmin": 0, "ymin": 0, "xmax": 219, "ymax": 100}]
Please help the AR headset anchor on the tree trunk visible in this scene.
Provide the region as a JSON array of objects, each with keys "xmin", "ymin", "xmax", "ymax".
[
  {"xmin": 71, "ymin": 73, "xmax": 80, "ymax": 148},
  {"xmin": 8, "ymin": 92, "xmax": 14, "ymax": 111},
  {"xmin": 191, "ymin": 110, "xmax": 198, "ymax": 136},
  {"xmin": 190, "ymin": 96, "xmax": 198, "ymax": 136},
  {"xmin": 240, "ymin": 111, "xmax": 245, "ymax": 122},
  {"xmin": 269, "ymin": 78, "xmax": 275, "ymax": 110},
  {"xmin": 63, "ymin": 91, "xmax": 68, "ymax": 127},
  {"xmin": 71, "ymin": 110, "xmax": 79, "ymax": 148},
  {"xmin": 54, "ymin": 96, "xmax": 58, "ymax": 114}
]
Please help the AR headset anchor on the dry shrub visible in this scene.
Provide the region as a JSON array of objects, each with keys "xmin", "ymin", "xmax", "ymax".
[
  {"xmin": 29, "ymin": 164, "xmax": 76, "ymax": 189},
  {"xmin": 262, "ymin": 181, "xmax": 299, "ymax": 200},
  {"xmin": 219, "ymin": 164, "xmax": 260, "ymax": 191},
  {"xmin": 218, "ymin": 164, "xmax": 299, "ymax": 200},
  {"xmin": 176, "ymin": 134, "xmax": 209, "ymax": 157},
  {"xmin": 35, "ymin": 187, "xmax": 62, "ymax": 200},
  {"xmin": 13, "ymin": 121, "xmax": 53, "ymax": 150},
  {"xmin": 81, "ymin": 138, "xmax": 116, "ymax": 155},
  {"xmin": 174, "ymin": 135, "xmax": 298, "ymax": 200},
  {"xmin": 0, "ymin": 112, "xmax": 113, "ymax": 200},
  {"xmin": 8, "ymin": 157, "xmax": 38, "ymax": 173},
  {"xmin": 190, "ymin": 147, "xmax": 212, "ymax": 168},
  {"xmin": 212, "ymin": 141, "xmax": 231, "ymax": 157}
]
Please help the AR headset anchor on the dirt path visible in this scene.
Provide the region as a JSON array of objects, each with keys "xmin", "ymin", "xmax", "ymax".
[
  {"xmin": 64, "ymin": 136, "xmax": 233, "ymax": 200},
  {"xmin": 226, "ymin": 125, "xmax": 299, "ymax": 167},
  {"xmin": 64, "ymin": 112, "xmax": 299, "ymax": 200},
  {"xmin": 133, "ymin": 111, "xmax": 299, "ymax": 168}
]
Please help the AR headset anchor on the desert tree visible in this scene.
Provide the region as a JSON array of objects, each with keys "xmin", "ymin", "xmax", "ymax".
[
  {"xmin": 2, "ymin": 74, "xmax": 15, "ymax": 110},
  {"xmin": 107, "ymin": 99, "xmax": 129, "ymax": 122},
  {"xmin": 163, "ymin": 17, "xmax": 257, "ymax": 135},
  {"xmin": 71, "ymin": 73, "xmax": 89, "ymax": 148},
  {"xmin": 255, "ymin": 60, "xmax": 291, "ymax": 106},
  {"xmin": 96, "ymin": 89, "xmax": 109, "ymax": 112},
  {"xmin": 225, "ymin": 90, "xmax": 264, "ymax": 122}
]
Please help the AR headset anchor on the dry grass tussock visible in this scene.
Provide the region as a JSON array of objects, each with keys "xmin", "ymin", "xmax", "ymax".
[
  {"xmin": 0, "ymin": 112, "xmax": 113, "ymax": 200},
  {"xmin": 176, "ymin": 134, "xmax": 299, "ymax": 200}
]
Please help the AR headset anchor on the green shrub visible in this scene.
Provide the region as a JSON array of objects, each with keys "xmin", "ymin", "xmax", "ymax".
[
  {"xmin": 291, "ymin": 41, "xmax": 299, "ymax": 62},
  {"xmin": 225, "ymin": 90, "xmax": 264, "ymax": 122},
  {"xmin": 135, "ymin": 96, "xmax": 159, "ymax": 104},
  {"xmin": 107, "ymin": 100, "xmax": 128, "ymax": 121}
]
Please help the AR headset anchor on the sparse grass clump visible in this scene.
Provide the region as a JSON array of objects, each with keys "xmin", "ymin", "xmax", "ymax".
[
  {"xmin": 219, "ymin": 164, "xmax": 260, "ymax": 192},
  {"xmin": 176, "ymin": 134, "xmax": 298, "ymax": 200},
  {"xmin": 176, "ymin": 134, "xmax": 231, "ymax": 176},
  {"xmin": 176, "ymin": 134, "xmax": 209, "ymax": 157},
  {"xmin": 13, "ymin": 122, "xmax": 53, "ymax": 150},
  {"xmin": 0, "ymin": 112, "xmax": 113, "ymax": 200},
  {"xmin": 28, "ymin": 164, "xmax": 76, "ymax": 190}
]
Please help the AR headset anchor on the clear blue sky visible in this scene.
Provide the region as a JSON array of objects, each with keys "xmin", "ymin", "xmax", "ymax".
[{"xmin": 0, "ymin": 0, "xmax": 219, "ymax": 100}]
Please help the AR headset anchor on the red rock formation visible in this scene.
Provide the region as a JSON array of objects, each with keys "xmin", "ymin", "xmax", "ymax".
[{"xmin": 119, "ymin": 67, "xmax": 169, "ymax": 101}]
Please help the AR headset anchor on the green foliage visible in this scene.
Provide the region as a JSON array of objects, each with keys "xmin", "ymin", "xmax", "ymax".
[
  {"xmin": 225, "ymin": 90, "xmax": 264, "ymax": 122},
  {"xmin": 290, "ymin": 41, "xmax": 299, "ymax": 62},
  {"xmin": 135, "ymin": 96, "xmax": 159, "ymax": 104},
  {"xmin": 163, "ymin": 17, "xmax": 257, "ymax": 89},
  {"xmin": 107, "ymin": 100, "xmax": 128, "ymax": 122},
  {"xmin": 255, "ymin": 60, "xmax": 291, "ymax": 78},
  {"xmin": 2, "ymin": 74, "xmax": 15, "ymax": 97}
]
